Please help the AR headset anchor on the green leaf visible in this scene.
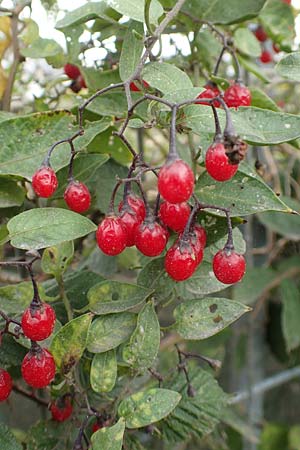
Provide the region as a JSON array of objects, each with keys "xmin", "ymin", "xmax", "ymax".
[
  {"xmin": 123, "ymin": 301, "xmax": 160, "ymax": 371},
  {"xmin": 104, "ymin": 0, "xmax": 163, "ymax": 24},
  {"xmin": 88, "ymin": 280, "xmax": 152, "ymax": 314},
  {"xmin": 173, "ymin": 298, "xmax": 250, "ymax": 340},
  {"xmin": 0, "ymin": 335, "xmax": 27, "ymax": 370},
  {"xmin": 250, "ymin": 87, "xmax": 280, "ymax": 112},
  {"xmin": 94, "ymin": 159, "xmax": 129, "ymax": 212},
  {"xmin": 260, "ymin": 0, "xmax": 295, "ymax": 48},
  {"xmin": 0, "ymin": 281, "xmax": 49, "ymax": 316},
  {"xmin": 276, "ymin": 52, "xmax": 300, "ymax": 81},
  {"xmin": 81, "ymin": 68, "xmax": 121, "ymax": 91},
  {"xmin": 143, "ymin": 62, "xmax": 192, "ymax": 93},
  {"xmin": 258, "ymin": 196, "xmax": 300, "ymax": 240},
  {"xmin": 234, "ymin": 28, "xmax": 261, "ymax": 57},
  {"xmin": 138, "ymin": 257, "xmax": 175, "ymax": 302},
  {"xmin": 56, "ymin": 2, "xmax": 117, "ymax": 29},
  {"xmin": 0, "ymin": 177, "xmax": 25, "ymax": 208},
  {"xmin": 233, "ymin": 267, "xmax": 277, "ymax": 305},
  {"xmin": 26, "ymin": 420, "xmax": 73, "ymax": 450},
  {"xmin": 21, "ymin": 38, "xmax": 63, "ymax": 58},
  {"xmin": 91, "ymin": 418, "xmax": 125, "ymax": 450},
  {"xmin": 90, "ymin": 350, "xmax": 117, "ymax": 393},
  {"xmin": 289, "ymin": 425, "xmax": 300, "ymax": 450},
  {"xmin": 8, "ymin": 208, "xmax": 96, "ymax": 250},
  {"xmin": 119, "ymin": 21, "xmax": 144, "ymax": 81},
  {"xmin": 87, "ymin": 313, "xmax": 137, "ymax": 353},
  {"xmin": 238, "ymin": 55, "xmax": 270, "ymax": 83},
  {"xmin": 118, "ymin": 388, "xmax": 181, "ymax": 428},
  {"xmin": 0, "ymin": 423, "xmax": 22, "ymax": 450},
  {"xmin": 41, "ymin": 241, "xmax": 74, "ymax": 278},
  {"xmin": 280, "ymin": 280, "xmax": 300, "ymax": 352},
  {"xmin": 50, "ymin": 313, "xmax": 93, "ymax": 373}
]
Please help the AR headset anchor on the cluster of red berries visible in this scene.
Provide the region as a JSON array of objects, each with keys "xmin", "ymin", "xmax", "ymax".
[
  {"xmin": 253, "ymin": 26, "xmax": 281, "ymax": 64},
  {"xmin": 32, "ymin": 165, "xmax": 91, "ymax": 213},
  {"xmin": 197, "ymin": 80, "xmax": 251, "ymax": 109},
  {"xmin": 64, "ymin": 63, "xmax": 87, "ymax": 93}
]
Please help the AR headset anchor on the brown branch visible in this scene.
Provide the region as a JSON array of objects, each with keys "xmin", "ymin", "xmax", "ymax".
[{"xmin": 13, "ymin": 385, "xmax": 49, "ymax": 407}]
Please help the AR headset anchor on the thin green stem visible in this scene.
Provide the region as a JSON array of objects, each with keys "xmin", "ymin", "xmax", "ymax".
[{"xmin": 57, "ymin": 275, "xmax": 73, "ymax": 321}]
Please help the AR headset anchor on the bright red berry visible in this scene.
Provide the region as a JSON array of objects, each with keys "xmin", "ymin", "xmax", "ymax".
[
  {"xmin": 187, "ymin": 224, "xmax": 207, "ymax": 264},
  {"xmin": 130, "ymin": 80, "xmax": 149, "ymax": 92},
  {"xmin": 212, "ymin": 248, "xmax": 246, "ymax": 284},
  {"xmin": 118, "ymin": 194, "xmax": 146, "ymax": 221},
  {"xmin": 50, "ymin": 397, "xmax": 73, "ymax": 422},
  {"xmin": 64, "ymin": 181, "xmax": 91, "ymax": 213},
  {"xmin": 159, "ymin": 201, "xmax": 190, "ymax": 232},
  {"xmin": 96, "ymin": 216, "xmax": 127, "ymax": 256},
  {"xmin": 224, "ymin": 83, "xmax": 251, "ymax": 108},
  {"xmin": 205, "ymin": 142, "xmax": 238, "ymax": 182},
  {"xmin": 135, "ymin": 220, "xmax": 168, "ymax": 257},
  {"xmin": 193, "ymin": 224, "xmax": 207, "ymax": 248},
  {"xmin": 158, "ymin": 159, "xmax": 194, "ymax": 204},
  {"xmin": 21, "ymin": 303, "xmax": 56, "ymax": 341},
  {"xmin": 32, "ymin": 166, "xmax": 58, "ymax": 198},
  {"xmin": 165, "ymin": 241, "xmax": 198, "ymax": 281},
  {"xmin": 260, "ymin": 50, "xmax": 272, "ymax": 64},
  {"xmin": 21, "ymin": 347, "xmax": 56, "ymax": 388},
  {"xmin": 196, "ymin": 83, "xmax": 221, "ymax": 108},
  {"xmin": 0, "ymin": 369, "xmax": 12, "ymax": 402},
  {"xmin": 254, "ymin": 26, "xmax": 268, "ymax": 42},
  {"xmin": 119, "ymin": 208, "xmax": 142, "ymax": 247},
  {"xmin": 64, "ymin": 63, "xmax": 81, "ymax": 80}
]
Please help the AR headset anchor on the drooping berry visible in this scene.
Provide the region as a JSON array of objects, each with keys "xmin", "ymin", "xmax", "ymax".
[
  {"xmin": 158, "ymin": 159, "xmax": 194, "ymax": 204},
  {"xmin": 118, "ymin": 194, "xmax": 146, "ymax": 221},
  {"xmin": 130, "ymin": 80, "xmax": 149, "ymax": 92},
  {"xmin": 260, "ymin": 50, "xmax": 272, "ymax": 64},
  {"xmin": 165, "ymin": 241, "xmax": 198, "ymax": 281},
  {"xmin": 205, "ymin": 142, "xmax": 238, "ymax": 182},
  {"xmin": 0, "ymin": 368, "xmax": 12, "ymax": 402},
  {"xmin": 96, "ymin": 216, "xmax": 127, "ymax": 256},
  {"xmin": 50, "ymin": 396, "xmax": 73, "ymax": 422},
  {"xmin": 159, "ymin": 201, "xmax": 191, "ymax": 232},
  {"xmin": 224, "ymin": 83, "xmax": 251, "ymax": 108},
  {"xmin": 254, "ymin": 26, "xmax": 268, "ymax": 42},
  {"xmin": 119, "ymin": 208, "xmax": 142, "ymax": 247},
  {"xmin": 212, "ymin": 248, "xmax": 246, "ymax": 284},
  {"xmin": 64, "ymin": 63, "xmax": 81, "ymax": 80},
  {"xmin": 21, "ymin": 347, "xmax": 56, "ymax": 388},
  {"xmin": 196, "ymin": 83, "xmax": 221, "ymax": 108},
  {"xmin": 21, "ymin": 303, "xmax": 56, "ymax": 341},
  {"xmin": 135, "ymin": 220, "xmax": 168, "ymax": 257},
  {"xmin": 32, "ymin": 166, "xmax": 58, "ymax": 198},
  {"xmin": 64, "ymin": 181, "xmax": 91, "ymax": 213}
]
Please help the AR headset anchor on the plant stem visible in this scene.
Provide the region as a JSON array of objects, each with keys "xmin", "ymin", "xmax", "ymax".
[{"xmin": 57, "ymin": 275, "xmax": 73, "ymax": 321}]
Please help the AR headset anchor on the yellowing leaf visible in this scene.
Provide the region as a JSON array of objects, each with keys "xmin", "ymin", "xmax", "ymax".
[{"xmin": 0, "ymin": 16, "xmax": 11, "ymax": 58}]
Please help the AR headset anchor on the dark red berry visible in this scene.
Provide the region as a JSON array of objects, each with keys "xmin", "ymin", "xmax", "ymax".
[
  {"xmin": 0, "ymin": 368, "xmax": 12, "ymax": 402},
  {"xmin": 187, "ymin": 224, "xmax": 206, "ymax": 264},
  {"xmin": 224, "ymin": 83, "xmax": 251, "ymax": 108},
  {"xmin": 118, "ymin": 194, "xmax": 146, "ymax": 221},
  {"xmin": 165, "ymin": 241, "xmax": 198, "ymax": 281},
  {"xmin": 159, "ymin": 201, "xmax": 190, "ymax": 232},
  {"xmin": 260, "ymin": 50, "xmax": 272, "ymax": 64},
  {"xmin": 50, "ymin": 397, "xmax": 73, "ymax": 422},
  {"xmin": 130, "ymin": 80, "xmax": 149, "ymax": 92},
  {"xmin": 254, "ymin": 26, "xmax": 268, "ymax": 42},
  {"xmin": 196, "ymin": 84, "xmax": 221, "ymax": 108},
  {"xmin": 21, "ymin": 303, "xmax": 56, "ymax": 341},
  {"xmin": 32, "ymin": 166, "xmax": 58, "ymax": 198},
  {"xmin": 272, "ymin": 42, "xmax": 280, "ymax": 53},
  {"xmin": 64, "ymin": 181, "xmax": 91, "ymax": 213},
  {"xmin": 119, "ymin": 209, "xmax": 142, "ymax": 247},
  {"xmin": 21, "ymin": 348, "xmax": 56, "ymax": 388},
  {"xmin": 205, "ymin": 142, "xmax": 238, "ymax": 182},
  {"xmin": 92, "ymin": 422, "xmax": 102, "ymax": 433},
  {"xmin": 96, "ymin": 216, "xmax": 127, "ymax": 256},
  {"xmin": 64, "ymin": 63, "xmax": 81, "ymax": 80},
  {"xmin": 213, "ymin": 248, "xmax": 246, "ymax": 284},
  {"xmin": 135, "ymin": 220, "xmax": 168, "ymax": 257},
  {"xmin": 158, "ymin": 159, "xmax": 194, "ymax": 204},
  {"xmin": 78, "ymin": 74, "xmax": 87, "ymax": 89}
]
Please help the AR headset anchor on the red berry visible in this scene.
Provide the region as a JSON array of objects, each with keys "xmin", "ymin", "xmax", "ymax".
[
  {"xmin": 187, "ymin": 224, "xmax": 207, "ymax": 264},
  {"xmin": 118, "ymin": 194, "xmax": 146, "ymax": 221},
  {"xmin": 254, "ymin": 26, "xmax": 268, "ymax": 42},
  {"xmin": 64, "ymin": 63, "xmax": 81, "ymax": 80},
  {"xmin": 64, "ymin": 181, "xmax": 91, "ymax": 213},
  {"xmin": 78, "ymin": 74, "xmax": 87, "ymax": 89},
  {"xmin": 205, "ymin": 142, "xmax": 238, "ymax": 182},
  {"xmin": 193, "ymin": 224, "xmax": 207, "ymax": 248},
  {"xmin": 119, "ymin": 208, "xmax": 142, "ymax": 247},
  {"xmin": 260, "ymin": 50, "xmax": 272, "ymax": 64},
  {"xmin": 50, "ymin": 397, "xmax": 73, "ymax": 422},
  {"xmin": 272, "ymin": 43, "xmax": 280, "ymax": 53},
  {"xmin": 96, "ymin": 216, "xmax": 127, "ymax": 256},
  {"xmin": 130, "ymin": 80, "xmax": 149, "ymax": 92},
  {"xmin": 196, "ymin": 84, "xmax": 221, "ymax": 108},
  {"xmin": 21, "ymin": 348, "xmax": 56, "ymax": 388},
  {"xmin": 32, "ymin": 166, "xmax": 58, "ymax": 198},
  {"xmin": 135, "ymin": 220, "xmax": 168, "ymax": 257},
  {"xmin": 212, "ymin": 248, "xmax": 246, "ymax": 284},
  {"xmin": 165, "ymin": 241, "xmax": 198, "ymax": 281},
  {"xmin": 159, "ymin": 201, "xmax": 190, "ymax": 232},
  {"xmin": 224, "ymin": 83, "xmax": 251, "ymax": 108},
  {"xmin": 158, "ymin": 159, "xmax": 194, "ymax": 204},
  {"xmin": 92, "ymin": 422, "xmax": 102, "ymax": 433},
  {"xmin": 282, "ymin": 0, "xmax": 291, "ymax": 4},
  {"xmin": 21, "ymin": 303, "xmax": 56, "ymax": 341},
  {"xmin": 0, "ymin": 368, "xmax": 12, "ymax": 402}
]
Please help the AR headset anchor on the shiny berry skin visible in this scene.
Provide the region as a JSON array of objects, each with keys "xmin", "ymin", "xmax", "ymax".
[
  {"xmin": 193, "ymin": 224, "xmax": 207, "ymax": 248},
  {"xmin": 205, "ymin": 142, "xmax": 238, "ymax": 182},
  {"xmin": 64, "ymin": 63, "xmax": 81, "ymax": 80},
  {"xmin": 96, "ymin": 216, "xmax": 127, "ymax": 256},
  {"xmin": 0, "ymin": 369, "xmax": 12, "ymax": 402},
  {"xmin": 224, "ymin": 83, "xmax": 251, "ymax": 108},
  {"xmin": 260, "ymin": 50, "xmax": 272, "ymax": 64},
  {"xmin": 50, "ymin": 397, "xmax": 73, "ymax": 422},
  {"xmin": 158, "ymin": 159, "xmax": 194, "ymax": 204},
  {"xmin": 135, "ymin": 221, "xmax": 168, "ymax": 257},
  {"xmin": 159, "ymin": 201, "xmax": 190, "ymax": 232},
  {"xmin": 21, "ymin": 348, "xmax": 56, "ymax": 388},
  {"xmin": 213, "ymin": 248, "xmax": 246, "ymax": 284},
  {"xmin": 64, "ymin": 181, "xmax": 91, "ymax": 213},
  {"xmin": 254, "ymin": 26, "xmax": 268, "ymax": 42},
  {"xmin": 21, "ymin": 303, "xmax": 56, "ymax": 341},
  {"xmin": 32, "ymin": 166, "xmax": 58, "ymax": 198},
  {"xmin": 130, "ymin": 80, "xmax": 149, "ymax": 91},
  {"xmin": 119, "ymin": 209, "xmax": 142, "ymax": 247},
  {"xmin": 196, "ymin": 84, "xmax": 221, "ymax": 108},
  {"xmin": 165, "ymin": 242, "xmax": 198, "ymax": 281},
  {"xmin": 118, "ymin": 194, "xmax": 146, "ymax": 221}
]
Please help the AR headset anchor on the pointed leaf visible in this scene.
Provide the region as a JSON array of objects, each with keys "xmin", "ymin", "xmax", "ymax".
[
  {"xmin": 90, "ymin": 350, "xmax": 117, "ymax": 393},
  {"xmin": 234, "ymin": 28, "xmax": 261, "ymax": 57},
  {"xmin": 56, "ymin": 3, "xmax": 117, "ymax": 29},
  {"xmin": 119, "ymin": 21, "xmax": 144, "ymax": 81},
  {"xmin": 91, "ymin": 418, "xmax": 125, "ymax": 450},
  {"xmin": 258, "ymin": 196, "xmax": 300, "ymax": 240},
  {"xmin": 233, "ymin": 267, "xmax": 277, "ymax": 305}
]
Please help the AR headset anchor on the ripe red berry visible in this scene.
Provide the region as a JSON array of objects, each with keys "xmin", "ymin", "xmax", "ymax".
[
  {"xmin": 158, "ymin": 159, "xmax": 194, "ymax": 204},
  {"xmin": 118, "ymin": 194, "xmax": 146, "ymax": 221},
  {"xmin": 96, "ymin": 216, "xmax": 127, "ymax": 256},
  {"xmin": 224, "ymin": 83, "xmax": 251, "ymax": 108},
  {"xmin": 205, "ymin": 142, "xmax": 238, "ymax": 182},
  {"xmin": 92, "ymin": 422, "xmax": 102, "ymax": 433},
  {"xmin": 159, "ymin": 201, "xmax": 190, "ymax": 232},
  {"xmin": 64, "ymin": 181, "xmax": 91, "ymax": 213},
  {"xmin": 135, "ymin": 220, "xmax": 168, "ymax": 257},
  {"xmin": 272, "ymin": 42, "xmax": 280, "ymax": 53},
  {"xmin": 260, "ymin": 50, "xmax": 272, "ymax": 64},
  {"xmin": 196, "ymin": 83, "xmax": 221, "ymax": 108},
  {"xmin": 21, "ymin": 348, "xmax": 56, "ymax": 388},
  {"xmin": 165, "ymin": 241, "xmax": 198, "ymax": 281},
  {"xmin": 21, "ymin": 303, "xmax": 56, "ymax": 341},
  {"xmin": 212, "ymin": 248, "xmax": 246, "ymax": 284},
  {"xmin": 130, "ymin": 80, "xmax": 149, "ymax": 92},
  {"xmin": 193, "ymin": 224, "xmax": 207, "ymax": 248},
  {"xmin": 119, "ymin": 208, "xmax": 142, "ymax": 247},
  {"xmin": 64, "ymin": 63, "xmax": 81, "ymax": 80},
  {"xmin": 50, "ymin": 397, "xmax": 73, "ymax": 422},
  {"xmin": 32, "ymin": 166, "xmax": 58, "ymax": 198},
  {"xmin": 0, "ymin": 368, "xmax": 12, "ymax": 402},
  {"xmin": 254, "ymin": 26, "xmax": 268, "ymax": 42}
]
